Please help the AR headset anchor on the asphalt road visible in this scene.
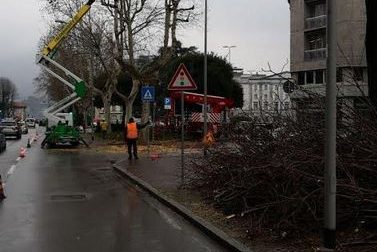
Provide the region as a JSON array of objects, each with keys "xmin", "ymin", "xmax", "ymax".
[
  {"xmin": 0, "ymin": 134, "xmax": 227, "ymax": 252},
  {"xmin": 0, "ymin": 128, "xmax": 40, "ymax": 180}
]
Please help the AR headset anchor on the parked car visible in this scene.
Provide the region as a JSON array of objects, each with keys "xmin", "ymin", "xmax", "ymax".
[
  {"xmin": 0, "ymin": 133, "xmax": 6, "ymax": 152},
  {"xmin": 25, "ymin": 117, "xmax": 36, "ymax": 128},
  {"xmin": 0, "ymin": 118, "xmax": 22, "ymax": 139},
  {"xmin": 18, "ymin": 120, "xmax": 28, "ymax": 134}
]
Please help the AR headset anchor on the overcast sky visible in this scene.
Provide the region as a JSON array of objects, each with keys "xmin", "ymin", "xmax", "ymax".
[{"xmin": 0, "ymin": 0, "xmax": 290, "ymax": 99}]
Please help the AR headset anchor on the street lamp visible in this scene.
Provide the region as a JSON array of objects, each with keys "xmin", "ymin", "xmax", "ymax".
[{"xmin": 223, "ymin": 45, "xmax": 236, "ymax": 64}]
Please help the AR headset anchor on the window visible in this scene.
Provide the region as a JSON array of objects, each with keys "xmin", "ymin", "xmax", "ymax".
[
  {"xmin": 306, "ymin": 71, "xmax": 314, "ymax": 84},
  {"xmin": 284, "ymin": 102, "xmax": 290, "ymax": 109},
  {"xmin": 298, "ymin": 72, "xmax": 305, "ymax": 85},
  {"xmin": 264, "ymin": 85, "xmax": 268, "ymax": 90},
  {"xmin": 306, "ymin": 0, "xmax": 326, "ymax": 18},
  {"xmin": 274, "ymin": 102, "xmax": 279, "ymax": 111},
  {"xmin": 305, "ymin": 30, "xmax": 326, "ymax": 50},
  {"xmin": 336, "ymin": 68, "xmax": 343, "ymax": 82},
  {"xmin": 254, "ymin": 85, "xmax": 258, "ymax": 91},
  {"xmin": 264, "ymin": 102, "xmax": 268, "ymax": 110},
  {"xmin": 264, "ymin": 94, "xmax": 268, "ymax": 101},
  {"xmin": 353, "ymin": 68, "xmax": 363, "ymax": 81},
  {"xmin": 253, "ymin": 102, "xmax": 259, "ymax": 109},
  {"xmin": 254, "ymin": 94, "xmax": 258, "ymax": 99},
  {"xmin": 315, "ymin": 70, "xmax": 324, "ymax": 84}
]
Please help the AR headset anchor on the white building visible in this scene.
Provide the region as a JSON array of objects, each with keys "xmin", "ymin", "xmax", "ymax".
[
  {"xmin": 95, "ymin": 105, "xmax": 123, "ymax": 124},
  {"xmin": 235, "ymin": 72, "xmax": 292, "ymax": 117}
]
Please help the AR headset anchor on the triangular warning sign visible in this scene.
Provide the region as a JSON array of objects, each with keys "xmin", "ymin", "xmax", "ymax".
[
  {"xmin": 168, "ymin": 63, "xmax": 198, "ymax": 90},
  {"xmin": 144, "ymin": 90, "xmax": 153, "ymax": 100}
]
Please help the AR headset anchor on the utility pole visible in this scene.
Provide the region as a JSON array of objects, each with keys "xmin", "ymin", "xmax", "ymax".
[
  {"xmin": 323, "ymin": 0, "xmax": 337, "ymax": 250},
  {"xmin": 223, "ymin": 45, "xmax": 236, "ymax": 64},
  {"xmin": 203, "ymin": 0, "xmax": 208, "ymax": 156}
]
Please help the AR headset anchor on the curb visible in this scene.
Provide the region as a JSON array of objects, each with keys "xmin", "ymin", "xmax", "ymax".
[{"xmin": 113, "ymin": 161, "xmax": 252, "ymax": 252}]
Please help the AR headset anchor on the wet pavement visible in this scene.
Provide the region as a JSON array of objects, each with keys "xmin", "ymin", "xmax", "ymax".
[
  {"xmin": 0, "ymin": 128, "xmax": 37, "ymax": 179},
  {"xmin": 0, "ymin": 138, "xmax": 227, "ymax": 251},
  {"xmin": 122, "ymin": 154, "xmax": 182, "ymax": 191}
]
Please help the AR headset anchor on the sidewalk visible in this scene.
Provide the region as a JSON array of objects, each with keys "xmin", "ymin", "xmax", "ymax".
[
  {"xmin": 116, "ymin": 153, "xmax": 181, "ymax": 191},
  {"xmin": 113, "ymin": 151, "xmax": 252, "ymax": 252}
]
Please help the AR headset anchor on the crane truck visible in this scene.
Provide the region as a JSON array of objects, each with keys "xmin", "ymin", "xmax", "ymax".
[{"xmin": 37, "ymin": 0, "xmax": 95, "ymax": 148}]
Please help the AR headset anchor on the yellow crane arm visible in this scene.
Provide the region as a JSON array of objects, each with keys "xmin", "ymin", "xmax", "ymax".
[{"xmin": 41, "ymin": 0, "xmax": 95, "ymax": 57}]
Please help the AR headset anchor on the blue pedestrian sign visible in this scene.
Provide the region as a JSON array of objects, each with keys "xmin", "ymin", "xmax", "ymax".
[
  {"xmin": 141, "ymin": 86, "xmax": 155, "ymax": 102},
  {"xmin": 164, "ymin": 97, "xmax": 171, "ymax": 110}
]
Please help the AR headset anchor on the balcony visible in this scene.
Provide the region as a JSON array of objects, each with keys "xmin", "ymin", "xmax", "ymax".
[
  {"xmin": 305, "ymin": 15, "xmax": 327, "ymax": 30},
  {"xmin": 304, "ymin": 48, "xmax": 327, "ymax": 61}
]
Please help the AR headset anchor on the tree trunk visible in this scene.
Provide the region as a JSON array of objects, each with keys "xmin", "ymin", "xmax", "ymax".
[
  {"xmin": 163, "ymin": 0, "xmax": 172, "ymax": 53},
  {"xmin": 139, "ymin": 102, "xmax": 150, "ymax": 144},
  {"xmin": 102, "ymin": 93, "xmax": 112, "ymax": 133},
  {"xmin": 171, "ymin": 0, "xmax": 180, "ymax": 50}
]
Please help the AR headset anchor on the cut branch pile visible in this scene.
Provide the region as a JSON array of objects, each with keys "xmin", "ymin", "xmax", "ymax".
[{"xmin": 187, "ymin": 100, "xmax": 377, "ymax": 236}]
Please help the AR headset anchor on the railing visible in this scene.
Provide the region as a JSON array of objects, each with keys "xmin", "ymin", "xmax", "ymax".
[
  {"xmin": 304, "ymin": 48, "xmax": 327, "ymax": 61},
  {"xmin": 305, "ymin": 15, "xmax": 327, "ymax": 30}
]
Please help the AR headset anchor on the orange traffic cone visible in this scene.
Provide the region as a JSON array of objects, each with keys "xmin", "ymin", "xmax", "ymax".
[
  {"xmin": 203, "ymin": 130, "xmax": 215, "ymax": 147},
  {"xmin": 0, "ymin": 175, "xmax": 6, "ymax": 200},
  {"xmin": 19, "ymin": 147, "xmax": 26, "ymax": 158}
]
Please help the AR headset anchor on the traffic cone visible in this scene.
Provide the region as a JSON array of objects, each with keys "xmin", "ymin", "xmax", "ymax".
[
  {"xmin": 0, "ymin": 175, "xmax": 6, "ymax": 200},
  {"xmin": 27, "ymin": 138, "xmax": 31, "ymax": 148},
  {"xmin": 19, "ymin": 147, "xmax": 26, "ymax": 158}
]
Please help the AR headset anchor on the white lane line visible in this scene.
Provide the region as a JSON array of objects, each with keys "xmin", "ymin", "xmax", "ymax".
[
  {"xmin": 7, "ymin": 165, "xmax": 17, "ymax": 178},
  {"xmin": 16, "ymin": 157, "xmax": 21, "ymax": 162}
]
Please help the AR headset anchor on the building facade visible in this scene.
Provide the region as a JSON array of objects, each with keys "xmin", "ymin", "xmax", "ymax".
[
  {"xmin": 12, "ymin": 101, "xmax": 27, "ymax": 121},
  {"xmin": 235, "ymin": 72, "xmax": 292, "ymax": 117},
  {"xmin": 95, "ymin": 105, "xmax": 123, "ymax": 124},
  {"xmin": 288, "ymin": 0, "xmax": 367, "ymax": 109}
]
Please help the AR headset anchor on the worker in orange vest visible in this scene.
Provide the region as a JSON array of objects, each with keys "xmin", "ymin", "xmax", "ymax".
[{"xmin": 125, "ymin": 117, "xmax": 150, "ymax": 160}]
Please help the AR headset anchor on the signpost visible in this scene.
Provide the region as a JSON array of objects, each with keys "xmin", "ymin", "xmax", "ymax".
[
  {"xmin": 168, "ymin": 64, "xmax": 197, "ymax": 184},
  {"xmin": 164, "ymin": 97, "xmax": 171, "ymax": 110},
  {"xmin": 141, "ymin": 86, "xmax": 155, "ymax": 152}
]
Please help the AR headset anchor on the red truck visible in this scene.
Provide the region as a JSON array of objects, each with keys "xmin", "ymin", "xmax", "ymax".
[{"xmin": 168, "ymin": 91, "xmax": 235, "ymax": 135}]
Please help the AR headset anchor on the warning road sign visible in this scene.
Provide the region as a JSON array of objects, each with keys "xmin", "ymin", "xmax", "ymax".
[
  {"xmin": 168, "ymin": 63, "xmax": 198, "ymax": 91},
  {"xmin": 141, "ymin": 86, "xmax": 155, "ymax": 102}
]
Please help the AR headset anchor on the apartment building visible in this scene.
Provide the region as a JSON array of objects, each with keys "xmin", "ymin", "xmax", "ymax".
[{"xmin": 288, "ymin": 0, "xmax": 367, "ymax": 113}]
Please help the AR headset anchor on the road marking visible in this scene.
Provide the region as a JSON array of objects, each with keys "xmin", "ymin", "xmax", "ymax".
[
  {"xmin": 16, "ymin": 157, "xmax": 21, "ymax": 162},
  {"xmin": 7, "ymin": 165, "xmax": 17, "ymax": 178}
]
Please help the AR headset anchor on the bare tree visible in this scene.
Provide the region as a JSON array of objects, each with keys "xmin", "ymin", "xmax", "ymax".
[
  {"xmin": 37, "ymin": 0, "xmax": 197, "ymax": 135},
  {"xmin": 104, "ymin": 0, "xmax": 197, "ymax": 121},
  {"xmin": 0, "ymin": 77, "xmax": 18, "ymax": 118}
]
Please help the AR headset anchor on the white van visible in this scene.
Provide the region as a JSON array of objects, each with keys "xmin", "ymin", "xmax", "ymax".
[{"xmin": 25, "ymin": 118, "xmax": 36, "ymax": 128}]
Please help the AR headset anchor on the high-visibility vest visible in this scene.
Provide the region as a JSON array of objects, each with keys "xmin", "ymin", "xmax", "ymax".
[{"xmin": 127, "ymin": 122, "xmax": 138, "ymax": 139}]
